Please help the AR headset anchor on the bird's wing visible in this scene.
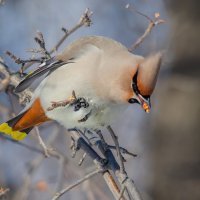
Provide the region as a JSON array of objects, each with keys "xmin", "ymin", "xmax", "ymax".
[
  {"xmin": 15, "ymin": 58, "xmax": 71, "ymax": 93},
  {"xmin": 15, "ymin": 39, "xmax": 102, "ymax": 93}
]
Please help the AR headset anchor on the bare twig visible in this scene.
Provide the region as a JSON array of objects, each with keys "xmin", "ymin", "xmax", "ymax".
[
  {"xmin": 35, "ymin": 127, "xmax": 51, "ymax": 157},
  {"xmin": 13, "ymin": 129, "xmax": 65, "ymax": 200},
  {"xmin": 50, "ymin": 8, "xmax": 93, "ymax": 54},
  {"xmin": 0, "ymin": 134, "xmax": 44, "ymax": 154},
  {"xmin": 34, "ymin": 31, "xmax": 51, "ymax": 59},
  {"xmin": 107, "ymin": 125, "xmax": 126, "ymax": 175},
  {"xmin": 78, "ymin": 152, "xmax": 87, "ymax": 166},
  {"xmin": 126, "ymin": 3, "xmax": 165, "ymax": 52},
  {"xmin": 118, "ymin": 185, "xmax": 126, "ymax": 200},
  {"xmin": 0, "ymin": 58, "xmax": 10, "ymax": 92},
  {"xmin": 108, "ymin": 145, "xmax": 137, "ymax": 158},
  {"xmin": 129, "ymin": 18, "xmax": 165, "ymax": 52},
  {"xmin": 70, "ymin": 130, "xmax": 123, "ymax": 200},
  {"xmin": 5, "ymin": 51, "xmax": 41, "ymax": 66},
  {"xmin": 126, "ymin": 3, "xmax": 153, "ymax": 23},
  {"xmin": 0, "ymin": 58, "xmax": 32, "ymax": 104},
  {"xmin": 52, "ymin": 168, "xmax": 102, "ymax": 200}
]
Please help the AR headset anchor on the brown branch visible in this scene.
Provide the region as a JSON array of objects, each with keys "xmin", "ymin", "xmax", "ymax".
[
  {"xmin": 52, "ymin": 169, "xmax": 102, "ymax": 200},
  {"xmin": 129, "ymin": 19, "xmax": 165, "ymax": 52},
  {"xmin": 34, "ymin": 31, "xmax": 51, "ymax": 59},
  {"xmin": 49, "ymin": 8, "xmax": 93, "ymax": 54},
  {"xmin": 108, "ymin": 145, "xmax": 137, "ymax": 158},
  {"xmin": 118, "ymin": 185, "xmax": 126, "ymax": 200},
  {"xmin": 19, "ymin": 8, "xmax": 92, "ymax": 73},
  {"xmin": 126, "ymin": 3, "xmax": 165, "ymax": 52},
  {"xmin": 0, "ymin": 58, "xmax": 10, "ymax": 92},
  {"xmin": 35, "ymin": 127, "xmax": 51, "ymax": 157}
]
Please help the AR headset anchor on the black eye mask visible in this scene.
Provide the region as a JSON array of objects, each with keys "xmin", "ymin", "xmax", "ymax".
[
  {"xmin": 132, "ymin": 71, "xmax": 139, "ymax": 95},
  {"xmin": 128, "ymin": 71, "xmax": 150, "ymax": 104}
]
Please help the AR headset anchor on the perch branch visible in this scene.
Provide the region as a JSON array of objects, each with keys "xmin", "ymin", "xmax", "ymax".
[{"xmin": 107, "ymin": 125, "xmax": 126, "ymax": 175}]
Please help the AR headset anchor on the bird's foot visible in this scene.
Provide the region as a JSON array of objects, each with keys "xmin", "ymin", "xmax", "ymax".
[{"xmin": 71, "ymin": 97, "xmax": 89, "ymax": 111}]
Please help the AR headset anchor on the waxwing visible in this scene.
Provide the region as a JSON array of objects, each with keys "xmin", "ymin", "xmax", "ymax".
[{"xmin": 0, "ymin": 36, "xmax": 162, "ymax": 140}]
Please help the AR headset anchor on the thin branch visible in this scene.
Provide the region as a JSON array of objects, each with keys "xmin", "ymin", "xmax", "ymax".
[
  {"xmin": 52, "ymin": 169, "xmax": 102, "ymax": 200},
  {"xmin": 108, "ymin": 145, "xmax": 137, "ymax": 158},
  {"xmin": 0, "ymin": 58, "xmax": 10, "ymax": 92},
  {"xmin": 35, "ymin": 126, "xmax": 51, "ymax": 157},
  {"xmin": 126, "ymin": 3, "xmax": 153, "ymax": 23},
  {"xmin": 50, "ymin": 8, "xmax": 92, "ymax": 54},
  {"xmin": 18, "ymin": 8, "xmax": 92, "ymax": 73},
  {"xmin": 129, "ymin": 18, "xmax": 165, "ymax": 52},
  {"xmin": 118, "ymin": 185, "xmax": 126, "ymax": 200},
  {"xmin": 126, "ymin": 3, "xmax": 165, "ymax": 52},
  {"xmin": 78, "ymin": 152, "xmax": 87, "ymax": 166},
  {"xmin": 107, "ymin": 125, "xmax": 126, "ymax": 175},
  {"xmin": 0, "ymin": 58, "xmax": 32, "ymax": 104},
  {"xmin": 34, "ymin": 31, "xmax": 51, "ymax": 59},
  {"xmin": 70, "ymin": 130, "xmax": 122, "ymax": 200},
  {"xmin": 5, "ymin": 51, "xmax": 41, "ymax": 66}
]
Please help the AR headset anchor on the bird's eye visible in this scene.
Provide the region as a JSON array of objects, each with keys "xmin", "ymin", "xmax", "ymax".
[{"xmin": 128, "ymin": 98, "xmax": 139, "ymax": 104}]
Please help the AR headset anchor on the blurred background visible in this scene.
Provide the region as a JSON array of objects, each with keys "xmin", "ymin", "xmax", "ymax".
[{"xmin": 0, "ymin": 0, "xmax": 199, "ymax": 200}]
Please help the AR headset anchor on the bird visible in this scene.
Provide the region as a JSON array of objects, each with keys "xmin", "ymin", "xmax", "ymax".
[{"xmin": 0, "ymin": 35, "xmax": 162, "ymax": 140}]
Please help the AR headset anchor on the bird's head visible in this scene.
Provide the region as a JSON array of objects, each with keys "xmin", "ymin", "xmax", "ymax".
[{"xmin": 127, "ymin": 52, "xmax": 162, "ymax": 113}]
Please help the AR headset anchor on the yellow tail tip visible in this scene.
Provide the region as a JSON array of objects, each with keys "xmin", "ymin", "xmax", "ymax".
[{"xmin": 0, "ymin": 123, "xmax": 27, "ymax": 141}]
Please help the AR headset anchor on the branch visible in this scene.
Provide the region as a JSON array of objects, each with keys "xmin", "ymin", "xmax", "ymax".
[
  {"xmin": 129, "ymin": 19, "xmax": 165, "ymax": 52},
  {"xmin": 126, "ymin": 3, "xmax": 165, "ymax": 52},
  {"xmin": 52, "ymin": 169, "xmax": 102, "ymax": 200},
  {"xmin": 108, "ymin": 145, "xmax": 137, "ymax": 158},
  {"xmin": 107, "ymin": 125, "xmax": 126, "ymax": 175},
  {"xmin": 50, "ymin": 8, "xmax": 93, "ymax": 54},
  {"xmin": 0, "ymin": 58, "xmax": 10, "ymax": 92},
  {"xmin": 68, "ymin": 130, "xmax": 122, "ymax": 200},
  {"xmin": 18, "ymin": 8, "xmax": 92, "ymax": 73},
  {"xmin": 35, "ymin": 126, "xmax": 51, "ymax": 157}
]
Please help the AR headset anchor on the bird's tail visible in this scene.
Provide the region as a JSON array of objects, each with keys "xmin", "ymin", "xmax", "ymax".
[{"xmin": 0, "ymin": 112, "xmax": 33, "ymax": 141}]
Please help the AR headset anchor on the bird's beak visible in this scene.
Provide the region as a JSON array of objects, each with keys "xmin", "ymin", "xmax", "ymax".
[{"xmin": 137, "ymin": 94, "xmax": 151, "ymax": 113}]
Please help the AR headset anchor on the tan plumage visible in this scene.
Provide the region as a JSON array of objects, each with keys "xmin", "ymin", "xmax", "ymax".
[{"xmin": 0, "ymin": 35, "xmax": 162, "ymax": 140}]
